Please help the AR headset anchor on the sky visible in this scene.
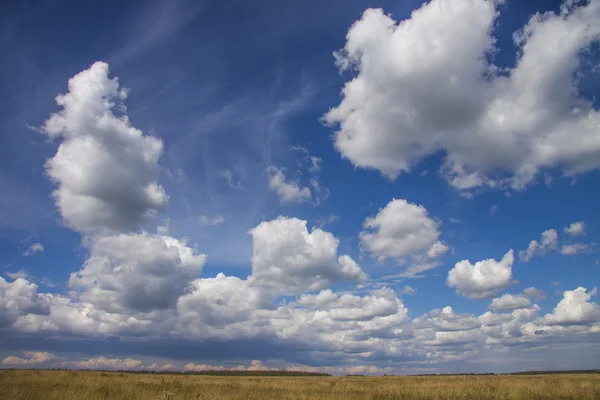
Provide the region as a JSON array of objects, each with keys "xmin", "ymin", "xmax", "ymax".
[{"xmin": 0, "ymin": 0, "xmax": 599, "ymax": 375}]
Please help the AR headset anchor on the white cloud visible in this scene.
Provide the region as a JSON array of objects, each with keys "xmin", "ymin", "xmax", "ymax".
[
  {"xmin": 324, "ymin": 0, "xmax": 600, "ymax": 193},
  {"xmin": 177, "ymin": 273, "xmax": 268, "ymax": 332},
  {"xmin": 489, "ymin": 294, "xmax": 532, "ymax": 312},
  {"xmin": 400, "ymin": 285, "xmax": 416, "ymax": 295},
  {"xmin": 413, "ymin": 306, "xmax": 481, "ymax": 332},
  {"xmin": 199, "ymin": 215, "xmax": 225, "ymax": 226},
  {"xmin": 360, "ymin": 199, "xmax": 448, "ymax": 265},
  {"xmin": 564, "ymin": 221, "xmax": 586, "ymax": 236},
  {"xmin": 0, "ymin": 277, "xmax": 50, "ymax": 328},
  {"xmin": 523, "ymin": 287, "xmax": 546, "ymax": 300},
  {"xmin": 298, "ymin": 288, "xmax": 405, "ymax": 322},
  {"xmin": 5, "ymin": 270, "xmax": 29, "ymax": 280},
  {"xmin": 249, "ymin": 217, "xmax": 367, "ymax": 295},
  {"xmin": 266, "ymin": 166, "xmax": 311, "ymax": 204},
  {"xmin": 68, "ymin": 232, "xmax": 206, "ymax": 313},
  {"xmin": 560, "ymin": 243, "xmax": 595, "ymax": 255},
  {"xmin": 447, "ymin": 250, "xmax": 514, "ymax": 299},
  {"xmin": 64, "ymin": 357, "xmax": 143, "ymax": 370},
  {"xmin": 42, "ymin": 61, "xmax": 167, "ymax": 235},
  {"xmin": 519, "ymin": 229, "xmax": 559, "ymax": 262},
  {"xmin": 544, "ymin": 287, "xmax": 600, "ymax": 325},
  {"xmin": 2, "ymin": 351, "xmax": 58, "ymax": 366},
  {"xmin": 23, "ymin": 242, "xmax": 44, "ymax": 256}
]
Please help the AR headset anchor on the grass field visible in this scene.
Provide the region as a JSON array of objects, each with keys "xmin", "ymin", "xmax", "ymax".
[{"xmin": 1, "ymin": 369, "xmax": 599, "ymax": 400}]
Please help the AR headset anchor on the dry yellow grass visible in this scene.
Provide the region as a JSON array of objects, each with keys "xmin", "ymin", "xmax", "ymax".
[{"xmin": 1, "ymin": 369, "xmax": 599, "ymax": 400}]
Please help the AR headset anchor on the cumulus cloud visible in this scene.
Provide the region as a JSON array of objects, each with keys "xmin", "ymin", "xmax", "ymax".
[
  {"xmin": 519, "ymin": 229, "xmax": 559, "ymax": 262},
  {"xmin": 249, "ymin": 217, "xmax": 367, "ymax": 294},
  {"xmin": 564, "ymin": 221, "xmax": 585, "ymax": 236},
  {"xmin": 560, "ymin": 243, "xmax": 595, "ymax": 255},
  {"xmin": 177, "ymin": 273, "xmax": 267, "ymax": 332},
  {"xmin": 0, "ymin": 277, "xmax": 50, "ymax": 328},
  {"xmin": 489, "ymin": 294, "xmax": 532, "ymax": 312},
  {"xmin": 297, "ymin": 288, "xmax": 405, "ymax": 322},
  {"xmin": 413, "ymin": 306, "xmax": 481, "ymax": 332},
  {"xmin": 544, "ymin": 287, "xmax": 600, "ymax": 325},
  {"xmin": 2, "ymin": 351, "xmax": 58, "ymax": 367},
  {"xmin": 23, "ymin": 243, "xmax": 44, "ymax": 256},
  {"xmin": 69, "ymin": 232, "xmax": 206, "ymax": 313},
  {"xmin": 447, "ymin": 250, "xmax": 514, "ymax": 299},
  {"xmin": 523, "ymin": 287, "xmax": 546, "ymax": 300},
  {"xmin": 324, "ymin": 0, "xmax": 600, "ymax": 193},
  {"xmin": 65, "ymin": 357, "xmax": 143, "ymax": 370},
  {"xmin": 400, "ymin": 285, "xmax": 416, "ymax": 295},
  {"xmin": 266, "ymin": 166, "xmax": 312, "ymax": 204},
  {"xmin": 360, "ymin": 199, "xmax": 448, "ymax": 267},
  {"xmin": 42, "ymin": 61, "xmax": 167, "ymax": 235}
]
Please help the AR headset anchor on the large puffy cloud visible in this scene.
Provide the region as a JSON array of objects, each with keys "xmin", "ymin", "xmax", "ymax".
[
  {"xmin": 360, "ymin": 199, "xmax": 448, "ymax": 267},
  {"xmin": 446, "ymin": 250, "xmax": 514, "ymax": 299},
  {"xmin": 42, "ymin": 61, "xmax": 167, "ymax": 235},
  {"xmin": 519, "ymin": 229, "xmax": 559, "ymax": 262},
  {"xmin": 324, "ymin": 0, "xmax": 600, "ymax": 192},
  {"xmin": 0, "ymin": 277, "xmax": 50, "ymax": 328},
  {"xmin": 544, "ymin": 287, "xmax": 600, "ymax": 325},
  {"xmin": 69, "ymin": 232, "xmax": 206, "ymax": 313},
  {"xmin": 3, "ymin": 274, "xmax": 600, "ymax": 373},
  {"xmin": 249, "ymin": 217, "xmax": 367, "ymax": 295}
]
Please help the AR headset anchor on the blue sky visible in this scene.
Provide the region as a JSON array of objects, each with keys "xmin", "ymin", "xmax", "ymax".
[{"xmin": 1, "ymin": 0, "xmax": 599, "ymax": 374}]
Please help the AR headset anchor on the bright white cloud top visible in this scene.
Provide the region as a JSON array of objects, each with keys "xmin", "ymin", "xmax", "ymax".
[
  {"xmin": 42, "ymin": 62, "xmax": 167, "ymax": 235},
  {"xmin": 324, "ymin": 0, "xmax": 600, "ymax": 193}
]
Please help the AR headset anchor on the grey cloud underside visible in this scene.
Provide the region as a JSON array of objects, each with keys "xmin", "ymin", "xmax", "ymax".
[{"xmin": 2, "ymin": 270, "xmax": 600, "ymax": 371}]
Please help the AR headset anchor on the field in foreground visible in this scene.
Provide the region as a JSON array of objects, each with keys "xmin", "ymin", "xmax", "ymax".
[{"xmin": 1, "ymin": 369, "xmax": 599, "ymax": 400}]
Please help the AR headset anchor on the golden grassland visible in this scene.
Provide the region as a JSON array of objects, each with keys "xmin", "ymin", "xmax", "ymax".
[{"xmin": 1, "ymin": 369, "xmax": 599, "ymax": 400}]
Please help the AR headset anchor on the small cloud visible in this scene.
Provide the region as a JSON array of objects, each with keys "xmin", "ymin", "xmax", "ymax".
[
  {"xmin": 560, "ymin": 242, "xmax": 595, "ymax": 256},
  {"xmin": 523, "ymin": 287, "xmax": 546, "ymax": 300},
  {"xmin": 489, "ymin": 204, "xmax": 499, "ymax": 215},
  {"xmin": 23, "ymin": 242, "xmax": 44, "ymax": 256},
  {"xmin": 220, "ymin": 168, "xmax": 243, "ymax": 190},
  {"xmin": 5, "ymin": 269, "xmax": 29, "ymax": 280},
  {"xmin": 199, "ymin": 215, "xmax": 225, "ymax": 226},
  {"xmin": 450, "ymin": 218, "xmax": 462, "ymax": 223},
  {"xmin": 551, "ymin": 281, "xmax": 561, "ymax": 287},
  {"xmin": 420, "ymin": 170, "xmax": 428, "ymax": 176},
  {"xmin": 564, "ymin": 221, "xmax": 585, "ymax": 237},
  {"xmin": 25, "ymin": 123, "xmax": 44, "ymax": 134},
  {"xmin": 544, "ymin": 173, "xmax": 554, "ymax": 187},
  {"xmin": 316, "ymin": 214, "xmax": 340, "ymax": 228},
  {"xmin": 266, "ymin": 166, "xmax": 312, "ymax": 204},
  {"xmin": 289, "ymin": 145, "xmax": 309, "ymax": 154},
  {"xmin": 400, "ymin": 285, "xmax": 417, "ymax": 295}
]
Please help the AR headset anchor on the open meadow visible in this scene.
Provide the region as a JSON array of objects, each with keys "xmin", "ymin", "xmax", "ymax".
[{"xmin": 1, "ymin": 369, "xmax": 599, "ymax": 400}]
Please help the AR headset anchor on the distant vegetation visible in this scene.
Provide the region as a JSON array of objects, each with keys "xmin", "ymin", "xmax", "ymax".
[{"xmin": 2, "ymin": 369, "xmax": 600, "ymax": 400}]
